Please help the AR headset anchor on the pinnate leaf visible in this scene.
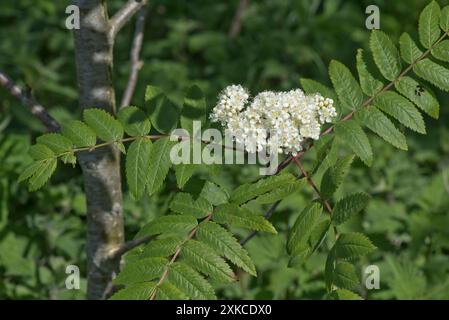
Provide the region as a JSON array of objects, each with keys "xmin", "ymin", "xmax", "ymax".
[
  {"xmin": 197, "ymin": 221, "xmax": 256, "ymax": 276},
  {"xmin": 83, "ymin": 108, "xmax": 124, "ymax": 142},
  {"xmin": 419, "ymin": 1, "xmax": 441, "ymax": 49},
  {"xmin": 333, "ymin": 192, "xmax": 370, "ymax": 225},
  {"xmin": 126, "ymin": 138, "xmax": 152, "ymax": 199},
  {"xmin": 370, "ymin": 30, "xmax": 401, "ymax": 81},
  {"xmin": 329, "ymin": 60, "xmax": 363, "ymax": 111},
  {"xmin": 117, "ymin": 106, "xmax": 152, "ymax": 136},
  {"xmin": 355, "ymin": 105, "xmax": 408, "ymax": 150},
  {"xmin": 62, "ymin": 120, "xmax": 96, "ymax": 147}
]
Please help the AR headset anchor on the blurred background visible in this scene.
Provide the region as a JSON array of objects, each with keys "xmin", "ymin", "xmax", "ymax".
[{"xmin": 1, "ymin": 0, "xmax": 449, "ymax": 299}]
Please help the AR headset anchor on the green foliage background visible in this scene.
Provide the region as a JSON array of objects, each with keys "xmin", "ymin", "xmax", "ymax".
[{"xmin": 1, "ymin": 0, "xmax": 449, "ymax": 299}]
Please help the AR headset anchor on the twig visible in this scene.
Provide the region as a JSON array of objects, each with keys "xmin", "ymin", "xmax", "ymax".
[
  {"xmin": 229, "ymin": 0, "xmax": 249, "ymax": 38},
  {"xmin": 149, "ymin": 214, "xmax": 213, "ymax": 300},
  {"xmin": 120, "ymin": 4, "xmax": 148, "ymax": 108},
  {"xmin": 110, "ymin": 234, "xmax": 155, "ymax": 260},
  {"xmin": 293, "ymin": 157, "xmax": 338, "ymax": 236},
  {"xmin": 109, "ymin": 0, "xmax": 148, "ymax": 41},
  {"xmin": 293, "ymin": 158, "xmax": 333, "ymax": 214},
  {"xmin": 0, "ymin": 70, "xmax": 60, "ymax": 132}
]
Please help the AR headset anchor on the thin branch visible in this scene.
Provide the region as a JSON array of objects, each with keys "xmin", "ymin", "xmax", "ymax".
[
  {"xmin": 0, "ymin": 70, "xmax": 60, "ymax": 132},
  {"xmin": 229, "ymin": 0, "xmax": 249, "ymax": 38},
  {"xmin": 110, "ymin": 234, "xmax": 155, "ymax": 260},
  {"xmin": 109, "ymin": 0, "xmax": 148, "ymax": 41},
  {"xmin": 149, "ymin": 214, "xmax": 213, "ymax": 300},
  {"xmin": 293, "ymin": 158, "xmax": 333, "ymax": 214},
  {"xmin": 121, "ymin": 4, "xmax": 148, "ymax": 108},
  {"xmin": 293, "ymin": 157, "xmax": 338, "ymax": 237}
]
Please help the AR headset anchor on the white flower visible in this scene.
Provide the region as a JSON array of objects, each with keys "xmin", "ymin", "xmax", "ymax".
[
  {"xmin": 210, "ymin": 85, "xmax": 337, "ymax": 155},
  {"xmin": 209, "ymin": 85, "xmax": 249, "ymax": 124}
]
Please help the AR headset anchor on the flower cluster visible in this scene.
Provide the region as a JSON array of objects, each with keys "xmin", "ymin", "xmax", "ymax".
[{"xmin": 210, "ymin": 85, "xmax": 337, "ymax": 155}]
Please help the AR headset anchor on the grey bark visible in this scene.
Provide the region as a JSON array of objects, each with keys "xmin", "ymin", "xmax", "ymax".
[{"xmin": 73, "ymin": 0, "xmax": 124, "ymax": 300}]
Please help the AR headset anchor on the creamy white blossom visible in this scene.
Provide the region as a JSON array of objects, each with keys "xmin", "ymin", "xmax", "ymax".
[{"xmin": 210, "ymin": 85, "xmax": 337, "ymax": 155}]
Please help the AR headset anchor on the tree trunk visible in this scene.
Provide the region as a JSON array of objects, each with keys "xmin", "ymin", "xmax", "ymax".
[{"xmin": 73, "ymin": 0, "xmax": 124, "ymax": 300}]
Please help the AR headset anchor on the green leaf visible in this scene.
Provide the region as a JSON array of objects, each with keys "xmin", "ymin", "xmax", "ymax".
[
  {"xmin": 136, "ymin": 214, "xmax": 198, "ymax": 238},
  {"xmin": 327, "ymin": 288, "xmax": 363, "ymax": 300},
  {"xmin": 374, "ymin": 92, "xmax": 426, "ymax": 134},
  {"xmin": 334, "ymin": 120, "xmax": 373, "ymax": 166},
  {"xmin": 333, "ymin": 262, "xmax": 359, "ymax": 290},
  {"xmin": 370, "ymin": 30, "xmax": 401, "ymax": 81},
  {"xmin": 197, "ymin": 221, "xmax": 256, "ymax": 276},
  {"xmin": 334, "ymin": 232, "xmax": 376, "ymax": 260},
  {"xmin": 117, "ymin": 106, "xmax": 152, "ymax": 136},
  {"xmin": 320, "ymin": 155, "xmax": 354, "ymax": 199},
  {"xmin": 37, "ymin": 133, "xmax": 72, "ymax": 154},
  {"xmin": 440, "ymin": 6, "xmax": 449, "ymax": 31},
  {"xmin": 413, "ymin": 59, "xmax": 449, "ymax": 91},
  {"xmin": 169, "ymin": 193, "xmax": 212, "ymax": 218},
  {"xmin": 175, "ymin": 164, "xmax": 196, "ymax": 189},
  {"xmin": 214, "ymin": 203, "xmax": 277, "ymax": 234},
  {"xmin": 254, "ymin": 179, "xmax": 305, "ymax": 204},
  {"xmin": 312, "ymin": 135, "xmax": 339, "ymax": 174},
  {"xmin": 355, "ymin": 105, "xmax": 408, "ymax": 150},
  {"xmin": 168, "ymin": 262, "xmax": 216, "ymax": 300},
  {"xmin": 18, "ymin": 161, "xmax": 45, "ymax": 183},
  {"xmin": 300, "ymin": 79, "xmax": 338, "ymax": 102},
  {"xmin": 29, "ymin": 144, "xmax": 54, "ymax": 160},
  {"xmin": 395, "ymin": 76, "xmax": 439, "ymax": 119},
  {"xmin": 36, "ymin": 133, "xmax": 75, "ymax": 164},
  {"xmin": 182, "ymin": 240, "xmax": 235, "ymax": 283},
  {"xmin": 287, "ymin": 203, "xmax": 323, "ymax": 255},
  {"xmin": 110, "ymin": 282, "xmax": 156, "ymax": 300},
  {"xmin": 325, "ymin": 248, "xmax": 336, "ymax": 290},
  {"xmin": 431, "ymin": 39, "xmax": 449, "ymax": 62},
  {"xmin": 356, "ymin": 49, "xmax": 383, "ymax": 96},
  {"xmin": 333, "ymin": 192, "xmax": 370, "ymax": 226},
  {"xmin": 83, "ymin": 108, "xmax": 124, "ymax": 142},
  {"xmin": 141, "ymin": 236, "xmax": 184, "ymax": 258},
  {"xmin": 199, "ymin": 182, "xmax": 229, "ymax": 206},
  {"xmin": 23, "ymin": 158, "xmax": 58, "ymax": 191},
  {"xmin": 329, "ymin": 60, "xmax": 363, "ymax": 111},
  {"xmin": 399, "ymin": 33, "xmax": 424, "ymax": 65},
  {"xmin": 116, "ymin": 142, "xmax": 127, "ymax": 155},
  {"xmin": 181, "ymin": 85, "xmax": 206, "ymax": 134},
  {"xmin": 126, "ymin": 138, "xmax": 152, "ymax": 199},
  {"xmin": 114, "ymin": 257, "xmax": 167, "ymax": 285},
  {"xmin": 156, "ymin": 282, "xmax": 189, "ymax": 300},
  {"xmin": 62, "ymin": 120, "xmax": 96, "ymax": 147},
  {"xmin": 145, "ymin": 85, "xmax": 180, "ymax": 134},
  {"xmin": 419, "ymin": 1, "xmax": 441, "ymax": 49},
  {"xmin": 147, "ymin": 138, "xmax": 175, "ymax": 196},
  {"xmin": 335, "ymin": 120, "xmax": 373, "ymax": 166},
  {"xmin": 230, "ymin": 173, "xmax": 297, "ymax": 205}
]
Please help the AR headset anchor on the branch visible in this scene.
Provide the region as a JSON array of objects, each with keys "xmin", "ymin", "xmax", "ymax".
[
  {"xmin": 0, "ymin": 70, "xmax": 60, "ymax": 132},
  {"xmin": 150, "ymin": 214, "xmax": 213, "ymax": 299},
  {"xmin": 110, "ymin": 234, "xmax": 155, "ymax": 259},
  {"xmin": 109, "ymin": 0, "xmax": 148, "ymax": 41},
  {"xmin": 293, "ymin": 158, "xmax": 333, "ymax": 215},
  {"xmin": 293, "ymin": 157, "xmax": 338, "ymax": 237},
  {"xmin": 229, "ymin": 0, "xmax": 249, "ymax": 38},
  {"xmin": 120, "ymin": 3, "xmax": 148, "ymax": 108}
]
